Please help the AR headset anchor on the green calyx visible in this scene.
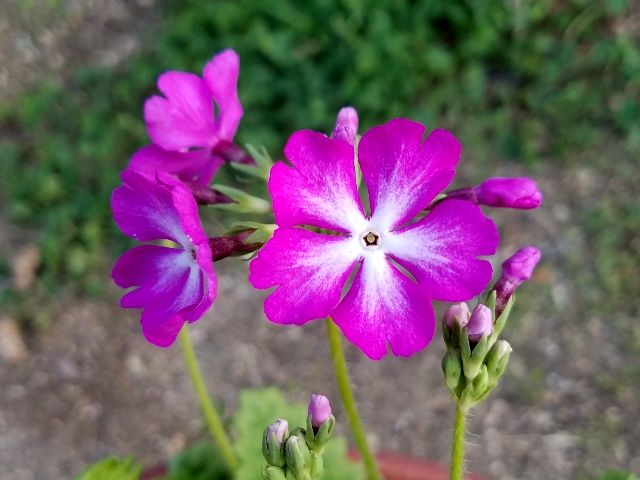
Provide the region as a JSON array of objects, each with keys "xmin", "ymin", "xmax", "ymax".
[
  {"xmin": 441, "ymin": 292, "xmax": 516, "ymax": 410},
  {"xmin": 305, "ymin": 414, "xmax": 335, "ymax": 453},
  {"xmin": 261, "ymin": 416, "xmax": 334, "ymax": 480}
]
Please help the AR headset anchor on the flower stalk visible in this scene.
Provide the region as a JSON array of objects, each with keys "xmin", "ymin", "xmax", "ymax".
[
  {"xmin": 449, "ymin": 404, "xmax": 467, "ymax": 480},
  {"xmin": 178, "ymin": 325, "xmax": 238, "ymax": 471},
  {"xmin": 209, "ymin": 228, "xmax": 264, "ymax": 261},
  {"xmin": 326, "ymin": 319, "xmax": 382, "ymax": 480}
]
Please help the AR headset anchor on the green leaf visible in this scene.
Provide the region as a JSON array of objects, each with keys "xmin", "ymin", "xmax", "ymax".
[
  {"xmin": 598, "ymin": 471, "xmax": 640, "ymax": 480},
  {"xmin": 75, "ymin": 456, "xmax": 141, "ymax": 480},
  {"xmin": 232, "ymin": 388, "xmax": 364, "ymax": 480},
  {"xmin": 166, "ymin": 441, "xmax": 231, "ymax": 480}
]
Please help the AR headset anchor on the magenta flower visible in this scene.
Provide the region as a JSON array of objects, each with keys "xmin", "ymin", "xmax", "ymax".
[
  {"xmin": 249, "ymin": 118, "xmax": 499, "ymax": 359},
  {"xmin": 129, "ymin": 49, "xmax": 243, "ymax": 185},
  {"xmin": 448, "ymin": 177, "xmax": 542, "ymax": 209},
  {"xmin": 111, "ymin": 169, "xmax": 217, "ymax": 347}
]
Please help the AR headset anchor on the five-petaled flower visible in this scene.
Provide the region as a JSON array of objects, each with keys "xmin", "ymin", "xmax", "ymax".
[
  {"xmin": 249, "ymin": 117, "xmax": 499, "ymax": 359},
  {"xmin": 129, "ymin": 49, "xmax": 243, "ymax": 185},
  {"xmin": 111, "ymin": 169, "xmax": 217, "ymax": 347}
]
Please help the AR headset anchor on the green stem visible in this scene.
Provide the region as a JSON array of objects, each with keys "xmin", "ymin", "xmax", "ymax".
[
  {"xmin": 326, "ymin": 319, "xmax": 382, "ymax": 480},
  {"xmin": 179, "ymin": 325, "xmax": 238, "ymax": 471},
  {"xmin": 449, "ymin": 403, "xmax": 467, "ymax": 480}
]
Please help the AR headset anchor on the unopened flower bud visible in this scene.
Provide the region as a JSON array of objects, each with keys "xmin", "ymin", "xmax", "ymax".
[
  {"xmin": 494, "ymin": 246, "xmax": 541, "ymax": 313},
  {"xmin": 262, "ymin": 419, "xmax": 288, "ymax": 467},
  {"xmin": 444, "ymin": 302, "xmax": 471, "ymax": 329},
  {"xmin": 486, "ymin": 340, "xmax": 512, "ymax": 377},
  {"xmin": 447, "ymin": 177, "xmax": 542, "ymax": 210},
  {"xmin": 308, "ymin": 394, "xmax": 332, "ymax": 429},
  {"xmin": 212, "ymin": 139, "xmax": 256, "ymax": 165},
  {"xmin": 285, "ymin": 434, "xmax": 311, "ymax": 479},
  {"xmin": 442, "ymin": 350, "xmax": 462, "ymax": 392},
  {"xmin": 467, "ymin": 305, "xmax": 493, "ymax": 342},
  {"xmin": 475, "ymin": 177, "xmax": 543, "ymax": 209},
  {"xmin": 332, "ymin": 107, "xmax": 359, "ymax": 145},
  {"xmin": 262, "ymin": 465, "xmax": 287, "ymax": 480}
]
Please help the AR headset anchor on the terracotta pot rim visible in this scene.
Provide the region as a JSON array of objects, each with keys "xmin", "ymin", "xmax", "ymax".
[{"xmin": 141, "ymin": 450, "xmax": 488, "ymax": 480}]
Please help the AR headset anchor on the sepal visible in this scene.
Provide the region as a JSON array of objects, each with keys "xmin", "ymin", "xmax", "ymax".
[
  {"xmin": 209, "ymin": 184, "xmax": 271, "ymax": 214},
  {"xmin": 229, "ymin": 144, "xmax": 273, "ymax": 180}
]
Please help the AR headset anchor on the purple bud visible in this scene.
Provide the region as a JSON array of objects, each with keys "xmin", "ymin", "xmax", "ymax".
[
  {"xmin": 467, "ymin": 305, "xmax": 493, "ymax": 342},
  {"xmin": 332, "ymin": 107, "xmax": 359, "ymax": 145},
  {"xmin": 267, "ymin": 419, "xmax": 289, "ymax": 445},
  {"xmin": 494, "ymin": 246, "xmax": 542, "ymax": 313},
  {"xmin": 308, "ymin": 394, "xmax": 332, "ymax": 428},
  {"xmin": 444, "ymin": 302, "xmax": 471, "ymax": 329},
  {"xmin": 475, "ymin": 177, "xmax": 543, "ymax": 209}
]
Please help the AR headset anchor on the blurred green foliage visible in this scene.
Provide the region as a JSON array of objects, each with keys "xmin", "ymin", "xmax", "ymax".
[
  {"xmin": 75, "ymin": 456, "xmax": 141, "ymax": 480},
  {"xmin": 597, "ymin": 471, "xmax": 640, "ymax": 480},
  {"xmin": 0, "ymin": 0, "xmax": 638, "ymax": 318}
]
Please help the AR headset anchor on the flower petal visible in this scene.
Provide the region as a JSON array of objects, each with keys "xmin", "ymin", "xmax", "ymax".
[
  {"xmin": 203, "ymin": 49, "xmax": 243, "ymax": 141},
  {"xmin": 112, "ymin": 244, "xmax": 211, "ymax": 348},
  {"xmin": 249, "ymin": 227, "xmax": 359, "ymax": 325},
  {"xmin": 112, "ymin": 245, "xmax": 200, "ymax": 309},
  {"xmin": 332, "ymin": 254, "xmax": 435, "ymax": 360},
  {"xmin": 159, "ymin": 172, "xmax": 209, "ymax": 246},
  {"xmin": 129, "ymin": 144, "xmax": 223, "ymax": 186},
  {"xmin": 141, "ymin": 312, "xmax": 186, "ymax": 348},
  {"xmin": 270, "ymin": 130, "xmax": 366, "ymax": 232},
  {"xmin": 385, "ymin": 199, "xmax": 499, "ymax": 301},
  {"xmin": 182, "ymin": 240, "xmax": 217, "ymax": 323},
  {"xmin": 144, "ymin": 71, "xmax": 216, "ymax": 151},
  {"xmin": 358, "ymin": 118, "xmax": 461, "ymax": 230},
  {"xmin": 111, "ymin": 170, "xmax": 190, "ymax": 245}
]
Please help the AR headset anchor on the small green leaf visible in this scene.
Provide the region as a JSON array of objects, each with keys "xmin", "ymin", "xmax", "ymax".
[{"xmin": 75, "ymin": 456, "xmax": 141, "ymax": 480}]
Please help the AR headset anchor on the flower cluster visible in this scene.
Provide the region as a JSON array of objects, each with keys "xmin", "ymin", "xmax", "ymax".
[
  {"xmin": 111, "ymin": 48, "xmax": 544, "ymax": 362},
  {"xmin": 262, "ymin": 395, "xmax": 335, "ymax": 480},
  {"xmin": 111, "ymin": 50, "xmax": 252, "ymax": 347},
  {"xmin": 441, "ymin": 247, "xmax": 542, "ymax": 410}
]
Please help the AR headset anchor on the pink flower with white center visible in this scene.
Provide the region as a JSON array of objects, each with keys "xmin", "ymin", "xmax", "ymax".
[
  {"xmin": 111, "ymin": 169, "xmax": 217, "ymax": 347},
  {"xmin": 129, "ymin": 49, "xmax": 243, "ymax": 185},
  {"xmin": 249, "ymin": 117, "xmax": 499, "ymax": 359}
]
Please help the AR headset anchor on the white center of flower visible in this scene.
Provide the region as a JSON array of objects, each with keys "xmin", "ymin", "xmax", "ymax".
[{"xmin": 360, "ymin": 230, "xmax": 381, "ymax": 249}]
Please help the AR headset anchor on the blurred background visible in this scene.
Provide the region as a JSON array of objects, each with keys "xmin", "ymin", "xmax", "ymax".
[{"xmin": 0, "ymin": 0, "xmax": 639, "ymax": 478}]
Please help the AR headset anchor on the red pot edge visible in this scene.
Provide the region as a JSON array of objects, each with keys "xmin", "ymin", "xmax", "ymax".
[
  {"xmin": 348, "ymin": 450, "xmax": 487, "ymax": 480},
  {"xmin": 141, "ymin": 451, "xmax": 488, "ymax": 480}
]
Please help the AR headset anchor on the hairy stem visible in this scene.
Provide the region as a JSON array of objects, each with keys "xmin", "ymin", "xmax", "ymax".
[{"xmin": 450, "ymin": 403, "xmax": 467, "ymax": 480}]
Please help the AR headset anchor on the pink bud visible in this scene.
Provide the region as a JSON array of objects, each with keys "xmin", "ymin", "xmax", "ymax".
[
  {"xmin": 267, "ymin": 419, "xmax": 289, "ymax": 444},
  {"xmin": 444, "ymin": 302, "xmax": 471, "ymax": 329},
  {"xmin": 308, "ymin": 394, "xmax": 332, "ymax": 428},
  {"xmin": 467, "ymin": 305, "xmax": 493, "ymax": 342},
  {"xmin": 332, "ymin": 107, "xmax": 359, "ymax": 145},
  {"xmin": 475, "ymin": 177, "xmax": 543, "ymax": 209},
  {"xmin": 494, "ymin": 246, "xmax": 542, "ymax": 313}
]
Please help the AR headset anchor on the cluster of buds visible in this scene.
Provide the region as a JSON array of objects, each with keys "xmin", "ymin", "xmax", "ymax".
[
  {"xmin": 442, "ymin": 246, "xmax": 541, "ymax": 411},
  {"xmin": 262, "ymin": 395, "xmax": 335, "ymax": 480}
]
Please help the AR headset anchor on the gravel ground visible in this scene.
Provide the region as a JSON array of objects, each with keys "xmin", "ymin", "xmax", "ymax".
[
  {"xmin": 1, "ymin": 2, "xmax": 639, "ymax": 479},
  {"xmin": 0, "ymin": 0, "xmax": 159, "ymax": 102}
]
